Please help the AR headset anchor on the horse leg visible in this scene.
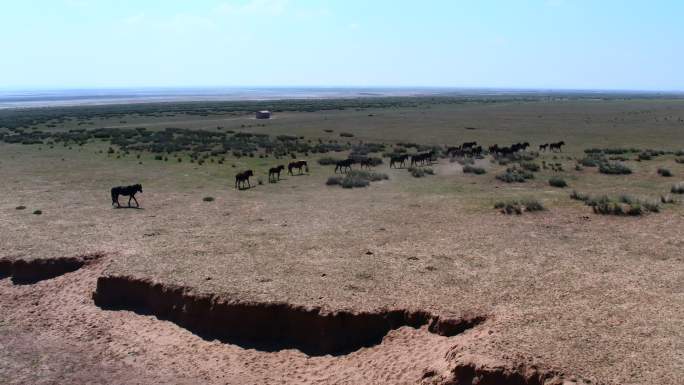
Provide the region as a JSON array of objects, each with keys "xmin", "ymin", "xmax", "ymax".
[
  {"xmin": 128, "ymin": 195, "xmax": 132, "ymax": 207},
  {"xmin": 132, "ymin": 195, "xmax": 139, "ymax": 207}
]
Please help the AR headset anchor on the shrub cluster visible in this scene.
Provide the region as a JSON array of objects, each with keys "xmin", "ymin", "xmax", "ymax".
[
  {"xmin": 496, "ymin": 165, "xmax": 534, "ymax": 183},
  {"xmin": 548, "ymin": 176, "xmax": 567, "ymax": 188},
  {"xmin": 599, "ymin": 161, "xmax": 632, "ymax": 175},
  {"xmin": 494, "ymin": 199, "xmax": 545, "ymax": 214},
  {"xmin": 408, "ymin": 167, "xmax": 434, "ymax": 178},
  {"xmin": 326, "ymin": 170, "xmax": 388, "ymax": 188},
  {"xmin": 463, "ymin": 165, "xmax": 486, "ymax": 174},
  {"xmin": 657, "ymin": 167, "xmax": 673, "ymax": 177},
  {"xmin": 672, "ymin": 182, "xmax": 684, "ymax": 194}
]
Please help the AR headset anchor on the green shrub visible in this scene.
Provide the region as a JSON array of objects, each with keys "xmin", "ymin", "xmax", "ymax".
[
  {"xmin": 327, "ymin": 170, "xmax": 388, "ymax": 188},
  {"xmin": 15, "ymin": 205, "xmax": 26, "ymax": 210},
  {"xmin": 339, "ymin": 132, "xmax": 354, "ymax": 137},
  {"xmin": 520, "ymin": 162, "xmax": 540, "ymax": 172},
  {"xmin": 599, "ymin": 161, "xmax": 632, "ymax": 175},
  {"xmin": 326, "ymin": 176, "xmax": 342, "ymax": 185},
  {"xmin": 548, "ymin": 177, "xmax": 567, "ymax": 188},
  {"xmin": 494, "ymin": 199, "xmax": 544, "ymax": 214},
  {"xmin": 341, "ymin": 175, "xmax": 370, "ymax": 188},
  {"xmin": 522, "ymin": 199, "xmax": 545, "ymax": 212},
  {"xmin": 672, "ymin": 182, "xmax": 684, "ymax": 194},
  {"xmin": 661, "ymin": 194, "xmax": 678, "ymax": 204},
  {"xmin": 410, "ymin": 168, "xmax": 425, "ymax": 177},
  {"xmin": 496, "ymin": 166, "xmax": 534, "ymax": 183},
  {"xmin": 657, "ymin": 168, "xmax": 673, "ymax": 177},
  {"xmin": 579, "ymin": 156, "xmax": 602, "ymax": 167},
  {"xmin": 569, "ymin": 190, "xmax": 590, "ymax": 201},
  {"xmin": 33, "ymin": 210, "xmax": 42, "ymax": 215},
  {"xmin": 463, "ymin": 165, "xmax": 486, "ymax": 174},
  {"xmin": 202, "ymin": 196, "xmax": 214, "ymax": 202}
]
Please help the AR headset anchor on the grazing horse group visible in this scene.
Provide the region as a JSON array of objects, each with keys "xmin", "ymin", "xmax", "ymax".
[
  {"xmin": 390, "ymin": 154, "xmax": 409, "ymax": 168},
  {"xmin": 410, "ymin": 151, "xmax": 434, "ymax": 166},
  {"xmin": 447, "ymin": 142, "xmax": 482, "ymax": 158},
  {"xmin": 111, "ymin": 184, "xmax": 143, "ymax": 208},
  {"xmin": 490, "ymin": 142, "xmax": 530, "ymax": 156},
  {"xmin": 539, "ymin": 141, "xmax": 564, "ymax": 152}
]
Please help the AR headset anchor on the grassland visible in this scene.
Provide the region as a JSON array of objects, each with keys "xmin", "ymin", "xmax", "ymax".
[{"xmin": 1, "ymin": 95, "xmax": 683, "ymax": 385}]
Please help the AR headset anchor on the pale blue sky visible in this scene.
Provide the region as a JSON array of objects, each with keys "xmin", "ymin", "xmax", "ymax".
[{"xmin": 1, "ymin": 0, "xmax": 682, "ymax": 90}]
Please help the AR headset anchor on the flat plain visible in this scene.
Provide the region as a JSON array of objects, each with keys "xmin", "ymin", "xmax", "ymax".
[{"xmin": 1, "ymin": 96, "xmax": 683, "ymax": 385}]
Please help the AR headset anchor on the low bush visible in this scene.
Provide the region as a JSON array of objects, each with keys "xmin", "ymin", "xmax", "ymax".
[
  {"xmin": 657, "ymin": 167, "xmax": 673, "ymax": 177},
  {"xmin": 33, "ymin": 210, "xmax": 42, "ymax": 215},
  {"xmin": 496, "ymin": 166, "xmax": 534, "ymax": 183},
  {"xmin": 317, "ymin": 157, "xmax": 341, "ymax": 165},
  {"xmin": 570, "ymin": 190, "xmax": 590, "ymax": 201},
  {"xmin": 327, "ymin": 170, "xmax": 388, "ymax": 188},
  {"xmin": 408, "ymin": 167, "xmax": 434, "ymax": 178},
  {"xmin": 15, "ymin": 205, "xmax": 26, "ymax": 210},
  {"xmin": 661, "ymin": 194, "xmax": 678, "ymax": 204},
  {"xmin": 599, "ymin": 161, "xmax": 632, "ymax": 175},
  {"xmin": 339, "ymin": 132, "xmax": 354, "ymax": 138},
  {"xmin": 548, "ymin": 176, "xmax": 567, "ymax": 188},
  {"xmin": 463, "ymin": 165, "xmax": 486, "ymax": 174},
  {"xmin": 672, "ymin": 182, "xmax": 684, "ymax": 194},
  {"xmin": 494, "ymin": 198, "xmax": 545, "ymax": 214},
  {"xmin": 579, "ymin": 156, "xmax": 602, "ymax": 167},
  {"xmin": 202, "ymin": 196, "xmax": 215, "ymax": 202},
  {"xmin": 520, "ymin": 162, "xmax": 540, "ymax": 172}
]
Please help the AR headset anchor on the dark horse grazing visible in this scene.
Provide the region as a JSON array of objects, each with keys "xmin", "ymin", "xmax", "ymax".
[
  {"xmin": 111, "ymin": 184, "xmax": 142, "ymax": 208},
  {"xmin": 235, "ymin": 170, "xmax": 254, "ymax": 189},
  {"xmin": 335, "ymin": 158, "xmax": 355, "ymax": 173},
  {"xmin": 390, "ymin": 154, "xmax": 409, "ymax": 168},
  {"xmin": 288, "ymin": 160, "xmax": 309, "ymax": 175},
  {"xmin": 539, "ymin": 143, "xmax": 549, "ymax": 152},
  {"xmin": 268, "ymin": 165, "xmax": 284, "ymax": 182}
]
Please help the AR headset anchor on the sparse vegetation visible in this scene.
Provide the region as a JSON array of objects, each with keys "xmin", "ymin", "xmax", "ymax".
[
  {"xmin": 33, "ymin": 210, "xmax": 42, "ymax": 215},
  {"xmin": 548, "ymin": 176, "xmax": 567, "ymax": 188},
  {"xmin": 494, "ymin": 198, "xmax": 545, "ymax": 214},
  {"xmin": 599, "ymin": 161, "xmax": 632, "ymax": 175},
  {"xmin": 671, "ymin": 182, "xmax": 684, "ymax": 194},
  {"xmin": 657, "ymin": 167, "xmax": 673, "ymax": 177},
  {"xmin": 203, "ymin": 196, "xmax": 215, "ymax": 202},
  {"xmin": 15, "ymin": 205, "xmax": 26, "ymax": 210},
  {"xmin": 496, "ymin": 165, "xmax": 534, "ymax": 183},
  {"xmin": 326, "ymin": 170, "xmax": 388, "ymax": 188},
  {"xmin": 462, "ymin": 165, "xmax": 486, "ymax": 174}
]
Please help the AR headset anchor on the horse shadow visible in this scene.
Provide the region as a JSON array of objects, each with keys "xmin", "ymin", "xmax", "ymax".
[{"xmin": 113, "ymin": 206, "xmax": 144, "ymax": 210}]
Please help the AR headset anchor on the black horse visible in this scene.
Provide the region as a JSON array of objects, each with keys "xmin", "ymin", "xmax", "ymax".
[
  {"xmin": 235, "ymin": 170, "xmax": 254, "ymax": 189},
  {"xmin": 389, "ymin": 154, "xmax": 409, "ymax": 168},
  {"xmin": 288, "ymin": 160, "xmax": 309, "ymax": 175},
  {"xmin": 268, "ymin": 165, "xmax": 284, "ymax": 182},
  {"xmin": 539, "ymin": 143, "xmax": 549, "ymax": 152},
  {"xmin": 334, "ymin": 158, "xmax": 355, "ymax": 173},
  {"xmin": 550, "ymin": 141, "xmax": 565, "ymax": 152},
  {"xmin": 111, "ymin": 184, "xmax": 142, "ymax": 208}
]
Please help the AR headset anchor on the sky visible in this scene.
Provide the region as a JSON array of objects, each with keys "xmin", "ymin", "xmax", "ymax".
[{"xmin": 1, "ymin": 0, "xmax": 683, "ymax": 91}]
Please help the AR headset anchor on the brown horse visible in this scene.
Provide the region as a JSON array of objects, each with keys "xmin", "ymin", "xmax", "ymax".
[
  {"xmin": 111, "ymin": 184, "xmax": 142, "ymax": 208},
  {"xmin": 268, "ymin": 165, "xmax": 285, "ymax": 182},
  {"xmin": 235, "ymin": 170, "xmax": 254, "ymax": 189},
  {"xmin": 288, "ymin": 160, "xmax": 309, "ymax": 175}
]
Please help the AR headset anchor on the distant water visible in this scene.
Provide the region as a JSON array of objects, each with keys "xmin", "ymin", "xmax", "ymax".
[
  {"xmin": 0, "ymin": 87, "xmax": 453, "ymax": 109},
  {"xmin": 0, "ymin": 87, "xmax": 676, "ymax": 109}
]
